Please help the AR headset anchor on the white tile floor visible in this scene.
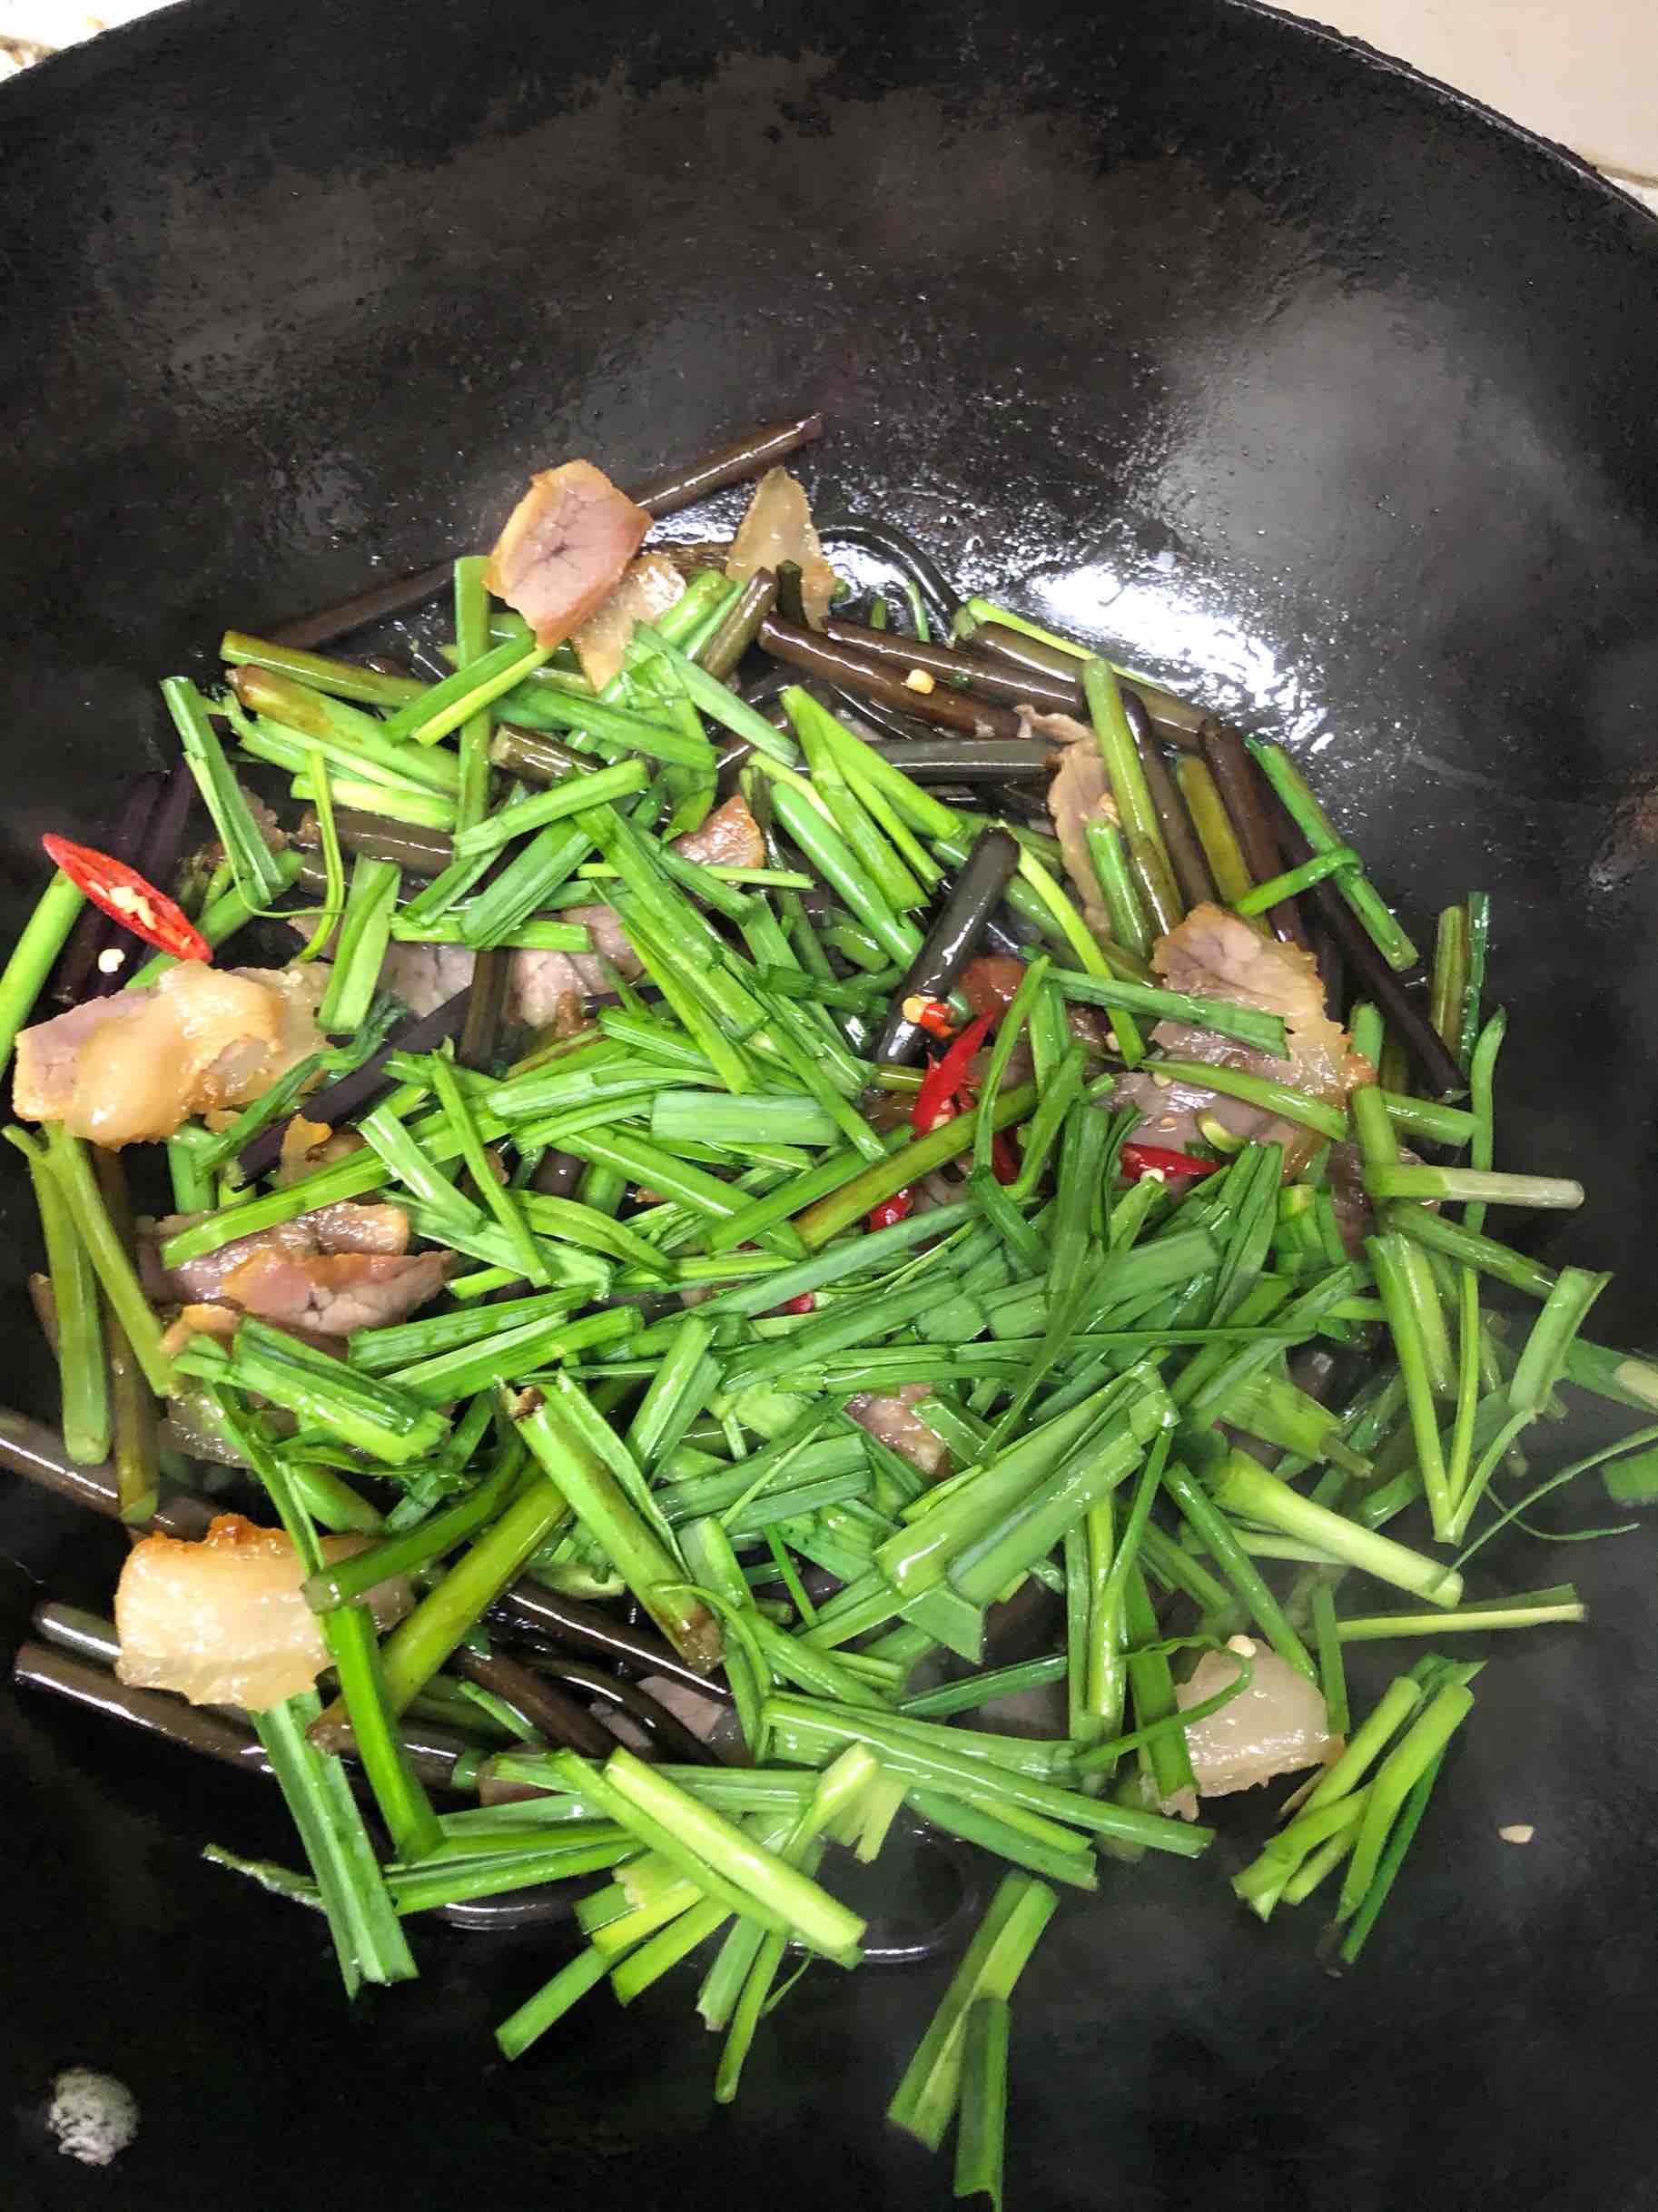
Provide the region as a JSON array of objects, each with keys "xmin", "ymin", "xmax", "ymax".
[
  {"xmin": 0, "ymin": 0, "xmax": 149, "ymax": 77},
  {"xmin": 2, "ymin": 0, "xmax": 1654, "ymax": 212},
  {"xmin": 1316, "ymin": 0, "xmax": 1657, "ymax": 189}
]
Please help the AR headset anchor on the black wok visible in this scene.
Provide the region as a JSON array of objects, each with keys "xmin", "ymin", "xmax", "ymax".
[{"xmin": 3, "ymin": 3, "xmax": 1658, "ymax": 2207}]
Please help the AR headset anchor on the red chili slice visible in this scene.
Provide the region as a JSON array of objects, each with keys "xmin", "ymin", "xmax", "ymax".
[
  {"xmin": 1119, "ymin": 1140, "xmax": 1219, "ymax": 1184},
  {"xmin": 910, "ymin": 997, "xmax": 957, "ymax": 1040},
  {"xmin": 867, "ymin": 1191, "xmax": 914, "ymax": 1231},
  {"xmin": 775, "ymin": 1293, "xmax": 817, "ymax": 1316},
  {"xmin": 43, "ymin": 834, "xmax": 212, "ymax": 964},
  {"xmin": 911, "ymin": 1013, "xmax": 992, "ymax": 1135},
  {"xmin": 990, "ymin": 1130, "xmax": 1021, "ymax": 1185}
]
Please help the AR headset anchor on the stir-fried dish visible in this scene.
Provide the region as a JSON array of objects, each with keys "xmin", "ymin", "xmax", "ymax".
[{"xmin": 5, "ymin": 411, "xmax": 1655, "ymax": 2200}]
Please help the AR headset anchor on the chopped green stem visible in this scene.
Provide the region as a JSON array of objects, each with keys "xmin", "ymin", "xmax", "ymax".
[
  {"xmin": 89, "ymin": 1149, "xmax": 157, "ymax": 1516},
  {"xmin": 186, "ymin": 1319, "xmax": 447, "ymax": 1466},
  {"xmin": 1348, "ymin": 1001, "xmax": 1385, "ymax": 1071},
  {"xmin": 770, "ymin": 779, "xmax": 922, "ymax": 968},
  {"xmin": 1107, "ymin": 1059, "xmax": 1346, "ymax": 1141},
  {"xmin": 1380, "ymin": 1092, "xmax": 1478, "ymax": 1146},
  {"xmin": 1051, "ymin": 971, "xmax": 1286, "ymax": 1056},
  {"xmin": 221, "ymin": 629, "xmax": 425, "ymax": 706},
  {"xmin": 1082, "ymin": 659, "xmax": 1179, "ymax": 923},
  {"xmin": 1428, "ymin": 904, "xmax": 1468, "ymax": 1052},
  {"xmin": 974, "ymin": 954, "xmax": 1050, "ymax": 1173},
  {"xmin": 1367, "ymin": 1166, "xmax": 1584, "ymax": 1210},
  {"xmin": 303, "ymin": 1457, "xmax": 525, "ymax": 1610},
  {"xmin": 496, "ymin": 1943, "xmax": 613, "ymax": 2060},
  {"xmin": 1011, "ymin": 845, "xmax": 1145, "ymax": 1062},
  {"xmin": 1208, "ymin": 1451, "xmax": 1462, "ymax": 1607},
  {"xmin": 912, "ymin": 1792, "xmax": 1096, "ymax": 1890},
  {"xmin": 1507, "ymin": 1266, "xmax": 1608, "ymax": 1415},
  {"xmin": 1244, "ymin": 738, "xmax": 1416, "ymax": 970},
  {"xmin": 797, "ymin": 716, "xmax": 925, "ymax": 913},
  {"xmin": 876, "ymin": 1379, "xmax": 1130, "ymax": 1598},
  {"xmin": 954, "ymin": 1998, "xmax": 1012, "ymax": 2211},
  {"xmin": 10, "ymin": 1130, "xmax": 108, "ymax": 1466},
  {"xmin": 1117, "ymin": 1559, "xmax": 1197, "ymax": 1804},
  {"xmin": 450, "ymin": 758, "xmax": 649, "ymax": 862},
  {"xmin": 1335, "ymin": 1749, "xmax": 1445, "ymax": 1966},
  {"xmin": 598, "ymin": 1746, "xmax": 866, "ymax": 1960},
  {"xmin": 1462, "ymin": 1005, "xmax": 1505, "ymax": 1236},
  {"xmin": 1337, "ymin": 1600, "xmax": 1585, "ymax": 1638},
  {"xmin": 371, "ymin": 1475, "xmax": 570, "ymax": 1716},
  {"xmin": 716, "ymin": 1752, "xmax": 877, "ymax": 2095},
  {"xmin": 1174, "ymin": 756, "xmax": 1257, "ymax": 908},
  {"xmin": 513, "ymin": 1387, "xmax": 719, "ymax": 1673},
  {"xmin": 1367, "ymin": 1233, "xmax": 1454, "ymax": 1536},
  {"xmin": 887, "ymin": 1873, "xmax": 1058, "ymax": 2153},
  {"xmin": 1233, "ymin": 1792, "xmax": 1367, "ymax": 1915},
  {"xmin": 1261, "ymin": 1680, "xmax": 1426, "ymax": 1872},
  {"xmin": 163, "ymin": 676, "xmax": 290, "ymax": 904},
  {"xmin": 428, "ymin": 1051, "xmax": 549, "ymax": 1289},
  {"xmin": 1162, "ymin": 1460, "xmax": 1317, "ymax": 1679},
  {"xmin": 459, "ymin": 820, "xmax": 598, "ymax": 949},
  {"xmin": 316, "ymin": 856, "xmax": 400, "ymax": 1034},
  {"xmin": 792, "ymin": 1083, "xmax": 1038, "ymax": 1249},
  {"xmin": 40, "ymin": 1128, "xmax": 174, "ymax": 1397},
  {"xmin": 1085, "ymin": 819, "xmax": 1152, "ymax": 960},
  {"xmin": 453, "ymin": 556, "xmax": 496, "ymax": 835},
  {"xmin": 1085, "ymin": 1447, "xmax": 1164, "ymax": 1751},
  {"xmin": 1456, "ymin": 894, "xmax": 1491, "ymax": 1072},
  {"xmin": 1311, "ymin": 1581, "xmax": 1348, "ymax": 1735},
  {"xmin": 1091, "ymin": 814, "xmax": 1158, "ymax": 951},
  {"xmin": 252, "ymin": 1692, "xmax": 416, "ymax": 1995},
  {"xmin": 386, "ymin": 635, "xmax": 552, "ymax": 747},
  {"xmin": 1383, "ymin": 1203, "xmax": 1554, "ymax": 1299},
  {"xmin": 231, "ymin": 667, "xmax": 459, "ymax": 793},
  {"xmin": 1008, "ymin": 1045, "xmax": 1086, "ymax": 1201},
  {"xmin": 389, "ymin": 1836, "xmax": 632, "ymax": 1913},
  {"xmin": 896, "ymin": 1653, "xmax": 1069, "ymax": 1720},
  {"xmin": 0, "ymin": 867, "xmax": 84, "ymax": 1077},
  {"xmin": 1233, "ymin": 845, "xmax": 1362, "ymax": 914},
  {"xmin": 350, "ymin": 1288, "xmax": 595, "ymax": 1376},
  {"xmin": 763, "ymin": 1694, "xmax": 1211, "ymax": 1858},
  {"xmin": 636, "ymin": 621, "xmax": 799, "ymax": 765},
  {"xmin": 322, "ymin": 1597, "xmax": 443, "ymax": 1863},
  {"xmin": 289, "ymin": 753, "xmax": 344, "ymax": 963},
  {"xmin": 1336, "ymin": 1684, "xmax": 1474, "ymax": 1921}
]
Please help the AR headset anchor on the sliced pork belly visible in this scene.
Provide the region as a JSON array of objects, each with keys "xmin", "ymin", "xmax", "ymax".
[
  {"xmin": 725, "ymin": 468, "xmax": 837, "ymax": 627},
  {"xmin": 115, "ymin": 1512, "xmax": 410, "ymax": 1710},
  {"xmin": 672, "ymin": 795, "xmax": 766, "ymax": 871},
  {"xmin": 376, "ymin": 797, "xmax": 765, "ymax": 1025},
  {"xmin": 571, "ymin": 550, "xmax": 687, "ymax": 688},
  {"xmin": 845, "ymin": 1381, "xmax": 950, "ymax": 1479},
  {"xmin": 1031, "ymin": 707, "xmax": 1119, "ymax": 948},
  {"xmin": 1113, "ymin": 903, "xmax": 1371, "ymax": 1174},
  {"xmin": 1173, "ymin": 1640, "xmax": 1341, "ymax": 1809},
  {"xmin": 144, "ymin": 1200, "xmax": 449, "ymax": 1336},
  {"xmin": 13, "ymin": 963, "xmax": 327, "ymax": 1149},
  {"xmin": 485, "ymin": 459, "xmax": 651, "ymax": 647}
]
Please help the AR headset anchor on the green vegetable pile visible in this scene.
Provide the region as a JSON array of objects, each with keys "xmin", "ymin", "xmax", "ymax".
[{"xmin": 5, "ymin": 477, "xmax": 1656, "ymax": 2210}]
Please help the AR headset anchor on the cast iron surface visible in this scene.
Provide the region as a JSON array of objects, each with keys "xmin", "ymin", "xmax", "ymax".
[{"xmin": 3, "ymin": 2, "xmax": 1657, "ymax": 2206}]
